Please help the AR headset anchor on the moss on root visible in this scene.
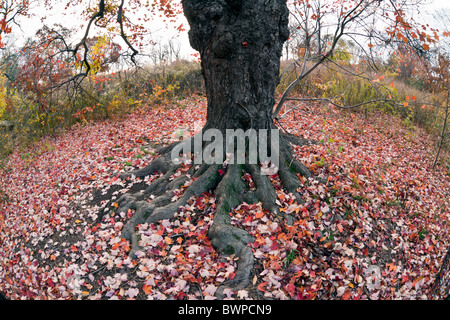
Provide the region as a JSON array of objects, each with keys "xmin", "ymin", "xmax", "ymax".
[{"xmin": 114, "ymin": 135, "xmax": 315, "ymax": 297}]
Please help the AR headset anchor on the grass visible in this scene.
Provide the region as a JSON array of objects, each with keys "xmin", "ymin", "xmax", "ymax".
[
  {"xmin": 283, "ymin": 249, "xmax": 300, "ymax": 269},
  {"xmin": 278, "ymin": 58, "xmax": 448, "ymax": 149},
  {"xmin": 0, "ymin": 60, "xmax": 203, "ymax": 157},
  {"xmin": 0, "ymin": 58, "xmax": 448, "ymax": 166}
]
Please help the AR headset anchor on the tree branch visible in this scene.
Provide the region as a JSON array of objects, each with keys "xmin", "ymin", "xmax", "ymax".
[
  {"xmin": 273, "ymin": 0, "xmax": 374, "ymax": 120},
  {"xmin": 118, "ymin": 0, "xmax": 139, "ymax": 65},
  {"xmin": 433, "ymin": 90, "xmax": 450, "ymax": 169},
  {"xmin": 285, "ymin": 97, "xmax": 402, "ymax": 110}
]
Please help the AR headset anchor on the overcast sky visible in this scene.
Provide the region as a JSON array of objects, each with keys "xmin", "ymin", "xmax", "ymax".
[
  {"xmin": 11, "ymin": 1, "xmax": 195, "ymax": 63},
  {"xmin": 8, "ymin": 0, "xmax": 450, "ymax": 64}
]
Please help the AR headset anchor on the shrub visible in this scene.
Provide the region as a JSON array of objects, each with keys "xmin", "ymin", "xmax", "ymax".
[
  {"xmin": 0, "ymin": 59, "xmax": 204, "ymax": 156},
  {"xmin": 278, "ymin": 58, "xmax": 448, "ymax": 141}
]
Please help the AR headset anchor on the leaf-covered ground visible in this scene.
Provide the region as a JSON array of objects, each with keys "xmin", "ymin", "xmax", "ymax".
[{"xmin": 1, "ymin": 96, "xmax": 449, "ymax": 300}]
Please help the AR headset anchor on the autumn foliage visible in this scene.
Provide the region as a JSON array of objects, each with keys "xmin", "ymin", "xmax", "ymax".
[
  {"xmin": 0, "ymin": 95, "xmax": 449, "ymax": 300},
  {"xmin": 0, "ymin": 0, "xmax": 449, "ymax": 301}
]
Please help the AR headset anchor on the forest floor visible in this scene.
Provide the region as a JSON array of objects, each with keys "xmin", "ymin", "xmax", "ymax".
[{"xmin": 1, "ymin": 95, "xmax": 449, "ymax": 300}]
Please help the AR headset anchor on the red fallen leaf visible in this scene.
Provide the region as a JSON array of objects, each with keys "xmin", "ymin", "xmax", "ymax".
[
  {"xmin": 156, "ymin": 226, "xmax": 165, "ymax": 236},
  {"xmin": 271, "ymin": 261, "xmax": 282, "ymax": 270},
  {"xmin": 127, "ymin": 209, "xmax": 133, "ymax": 218},
  {"xmin": 120, "ymin": 240, "xmax": 131, "ymax": 252},
  {"xmin": 270, "ymin": 240, "xmax": 279, "ymax": 250},
  {"xmin": 176, "ymin": 292, "xmax": 187, "ymax": 300},
  {"xmin": 185, "ymin": 274, "xmax": 200, "ymax": 283},
  {"xmin": 242, "ymin": 41, "xmax": 248, "ymax": 48},
  {"xmin": 70, "ymin": 245, "xmax": 78, "ymax": 252},
  {"xmin": 47, "ymin": 278, "xmax": 55, "ymax": 288},
  {"xmin": 287, "ymin": 283, "xmax": 296, "ymax": 297},
  {"xmin": 342, "ymin": 290, "xmax": 352, "ymax": 300},
  {"xmin": 142, "ymin": 284, "xmax": 152, "ymax": 295},
  {"xmin": 257, "ymin": 281, "xmax": 268, "ymax": 292},
  {"xmin": 195, "ymin": 197, "xmax": 205, "ymax": 210},
  {"xmin": 255, "ymin": 211, "xmax": 264, "ymax": 219}
]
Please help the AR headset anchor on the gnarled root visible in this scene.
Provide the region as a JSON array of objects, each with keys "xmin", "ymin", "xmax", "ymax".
[
  {"xmin": 118, "ymin": 163, "xmax": 223, "ymax": 257},
  {"xmin": 209, "ymin": 164, "xmax": 255, "ymax": 297},
  {"xmin": 113, "ymin": 134, "xmax": 315, "ymax": 298}
]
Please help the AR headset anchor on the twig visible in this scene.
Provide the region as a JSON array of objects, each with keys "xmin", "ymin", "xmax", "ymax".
[
  {"xmin": 286, "ymin": 97, "xmax": 402, "ymax": 110},
  {"xmin": 118, "ymin": 0, "xmax": 139, "ymax": 65},
  {"xmin": 432, "ymin": 90, "xmax": 449, "ymax": 170},
  {"xmin": 273, "ymin": 0, "xmax": 373, "ymax": 119},
  {"xmin": 195, "ymin": 283, "xmax": 204, "ymax": 300},
  {"xmin": 236, "ymin": 101, "xmax": 253, "ymax": 128},
  {"xmin": 274, "ymin": 118, "xmax": 290, "ymax": 134}
]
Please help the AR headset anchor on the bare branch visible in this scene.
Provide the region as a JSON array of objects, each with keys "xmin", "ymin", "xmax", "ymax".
[
  {"xmin": 273, "ymin": 0, "xmax": 372, "ymax": 119},
  {"xmin": 433, "ymin": 90, "xmax": 450, "ymax": 169},
  {"xmin": 285, "ymin": 97, "xmax": 402, "ymax": 110},
  {"xmin": 118, "ymin": 0, "xmax": 139, "ymax": 65}
]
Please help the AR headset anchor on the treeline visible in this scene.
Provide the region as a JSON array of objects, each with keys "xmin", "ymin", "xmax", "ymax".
[
  {"xmin": 0, "ymin": 27, "xmax": 449, "ymax": 170},
  {"xmin": 0, "ymin": 31, "xmax": 203, "ymax": 159}
]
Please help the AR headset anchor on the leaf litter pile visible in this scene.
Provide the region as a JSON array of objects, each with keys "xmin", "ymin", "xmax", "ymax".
[{"xmin": 1, "ymin": 96, "xmax": 449, "ymax": 300}]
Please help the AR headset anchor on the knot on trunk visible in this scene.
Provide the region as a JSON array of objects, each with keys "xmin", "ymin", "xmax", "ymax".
[{"xmin": 211, "ymin": 26, "xmax": 234, "ymax": 58}]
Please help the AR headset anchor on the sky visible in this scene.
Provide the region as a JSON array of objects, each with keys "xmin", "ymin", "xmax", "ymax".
[
  {"xmin": 430, "ymin": 0, "xmax": 450, "ymax": 9},
  {"xmin": 420, "ymin": 0, "xmax": 450, "ymax": 20},
  {"xmin": 10, "ymin": 1, "xmax": 196, "ymax": 63},
  {"xmin": 8, "ymin": 0, "xmax": 450, "ymax": 65}
]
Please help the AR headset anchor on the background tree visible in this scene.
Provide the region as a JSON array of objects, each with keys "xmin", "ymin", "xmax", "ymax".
[
  {"xmin": 0, "ymin": 0, "xmax": 32, "ymax": 46},
  {"xmin": 273, "ymin": 0, "xmax": 439, "ymax": 118},
  {"xmin": 85, "ymin": 36, "xmax": 122, "ymax": 73}
]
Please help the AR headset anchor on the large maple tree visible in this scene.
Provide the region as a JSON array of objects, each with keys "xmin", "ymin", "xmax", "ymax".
[{"xmin": 3, "ymin": 0, "xmax": 440, "ymax": 295}]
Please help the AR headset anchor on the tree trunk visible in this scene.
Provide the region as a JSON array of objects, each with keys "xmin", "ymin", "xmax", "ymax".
[
  {"xmin": 182, "ymin": 0, "xmax": 289, "ymax": 131},
  {"xmin": 117, "ymin": 1, "xmax": 314, "ymax": 296}
]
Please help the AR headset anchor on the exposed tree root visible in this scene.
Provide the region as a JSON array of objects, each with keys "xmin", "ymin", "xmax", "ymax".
[
  {"xmin": 281, "ymin": 131, "xmax": 314, "ymax": 148},
  {"xmin": 114, "ymin": 134, "xmax": 316, "ymax": 298},
  {"xmin": 209, "ymin": 164, "xmax": 255, "ymax": 297},
  {"xmin": 118, "ymin": 163, "xmax": 223, "ymax": 256}
]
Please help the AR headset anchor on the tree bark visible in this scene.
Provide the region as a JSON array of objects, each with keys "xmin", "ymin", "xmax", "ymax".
[
  {"xmin": 182, "ymin": 0, "xmax": 289, "ymax": 131},
  {"xmin": 116, "ymin": 1, "xmax": 314, "ymax": 295}
]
